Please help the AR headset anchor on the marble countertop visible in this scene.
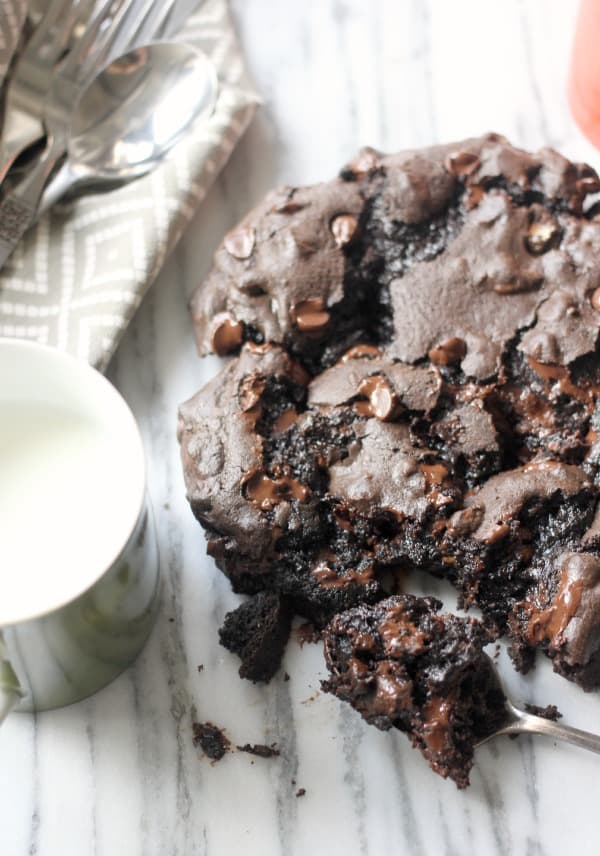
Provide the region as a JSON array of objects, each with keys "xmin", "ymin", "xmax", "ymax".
[{"xmin": 2, "ymin": 1, "xmax": 600, "ymax": 854}]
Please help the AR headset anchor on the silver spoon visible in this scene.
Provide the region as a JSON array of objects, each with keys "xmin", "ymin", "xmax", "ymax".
[
  {"xmin": 38, "ymin": 41, "xmax": 217, "ymax": 216},
  {"xmin": 476, "ymin": 665, "xmax": 600, "ymax": 754}
]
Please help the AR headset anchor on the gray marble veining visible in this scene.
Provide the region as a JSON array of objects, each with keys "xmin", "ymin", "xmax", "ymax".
[{"xmin": 2, "ymin": 1, "xmax": 600, "ymax": 854}]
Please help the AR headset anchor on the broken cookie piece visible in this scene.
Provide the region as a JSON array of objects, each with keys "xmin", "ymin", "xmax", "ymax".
[
  {"xmin": 322, "ymin": 595, "xmax": 506, "ymax": 788},
  {"xmin": 219, "ymin": 591, "xmax": 293, "ymax": 682}
]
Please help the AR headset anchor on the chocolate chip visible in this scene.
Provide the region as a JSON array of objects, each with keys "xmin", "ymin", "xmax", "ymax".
[
  {"xmin": 428, "ymin": 337, "xmax": 467, "ymax": 366},
  {"xmin": 224, "ymin": 226, "xmax": 255, "ymax": 259},
  {"xmin": 524, "ymin": 218, "xmax": 560, "ymax": 256},
  {"xmin": 341, "ymin": 344, "xmax": 383, "ymax": 361},
  {"xmin": 273, "ymin": 408, "xmax": 299, "ymax": 432},
  {"xmin": 420, "ymin": 463, "xmax": 449, "ymax": 485},
  {"xmin": 238, "ymin": 373, "xmax": 265, "ymax": 412},
  {"xmin": 444, "ymin": 151, "xmax": 480, "ymax": 176},
  {"xmin": 291, "ymin": 298, "xmax": 331, "ymax": 335},
  {"xmin": 493, "ymin": 273, "xmax": 542, "ymax": 295},
  {"xmin": 243, "ymin": 470, "xmax": 309, "ymax": 510},
  {"xmin": 357, "ymin": 375, "xmax": 400, "ymax": 421},
  {"xmin": 576, "ymin": 164, "xmax": 600, "ymax": 194},
  {"xmin": 578, "ymin": 175, "xmax": 600, "ymax": 194},
  {"xmin": 330, "ymin": 214, "xmax": 359, "ymax": 248},
  {"xmin": 211, "ymin": 313, "xmax": 244, "ymax": 355},
  {"xmin": 591, "ymin": 288, "xmax": 600, "ymax": 313}
]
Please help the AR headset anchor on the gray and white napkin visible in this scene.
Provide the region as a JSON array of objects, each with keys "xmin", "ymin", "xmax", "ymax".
[{"xmin": 0, "ymin": 0, "xmax": 259, "ymax": 370}]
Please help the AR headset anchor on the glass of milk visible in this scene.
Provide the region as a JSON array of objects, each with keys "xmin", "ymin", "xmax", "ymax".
[{"xmin": 0, "ymin": 339, "xmax": 160, "ymax": 718}]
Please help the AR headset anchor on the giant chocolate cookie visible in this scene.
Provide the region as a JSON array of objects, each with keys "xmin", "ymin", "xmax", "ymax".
[{"xmin": 180, "ymin": 134, "xmax": 600, "ymax": 698}]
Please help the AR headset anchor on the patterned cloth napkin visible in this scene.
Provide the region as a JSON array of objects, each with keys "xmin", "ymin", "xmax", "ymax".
[{"xmin": 0, "ymin": 0, "xmax": 258, "ymax": 370}]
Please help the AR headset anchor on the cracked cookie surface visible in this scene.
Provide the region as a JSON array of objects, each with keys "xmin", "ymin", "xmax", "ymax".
[{"xmin": 180, "ymin": 134, "xmax": 600, "ymax": 697}]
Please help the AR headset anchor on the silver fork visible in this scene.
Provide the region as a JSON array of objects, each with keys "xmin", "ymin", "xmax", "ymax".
[
  {"xmin": 0, "ymin": 0, "xmax": 98, "ymax": 183},
  {"xmin": 476, "ymin": 697, "xmax": 600, "ymax": 754},
  {"xmin": 0, "ymin": 0, "xmax": 139, "ymax": 267},
  {"xmin": 475, "ymin": 659, "xmax": 600, "ymax": 755}
]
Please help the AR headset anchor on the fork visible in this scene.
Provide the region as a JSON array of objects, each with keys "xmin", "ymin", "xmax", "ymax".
[
  {"xmin": 0, "ymin": 0, "xmax": 177, "ymax": 187},
  {"xmin": 0, "ymin": 0, "xmax": 141, "ymax": 267},
  {"xmin": 474, "ymin": 656, "xmax": 600, "ymax": 755},
  {"xmin": 476, "ymin": 696, "xmax": 600, "ymax": 754},
  {"xmin": 0, "ymin": 0, "xmax": 98, "ymax": 184}
]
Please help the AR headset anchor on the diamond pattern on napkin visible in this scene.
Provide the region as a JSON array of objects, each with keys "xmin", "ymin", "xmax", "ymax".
[{"xmin": 0, "ymin": 0, "xmax": 259, "ymax": 370}]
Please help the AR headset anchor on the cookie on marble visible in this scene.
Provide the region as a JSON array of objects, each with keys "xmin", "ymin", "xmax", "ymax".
[
  {"xmin": 322, "ymin": 594, "xmax": 506, "ymax": 789},
  {"xmin": 180, "ymin": 134, "xmax": 600, "ymax": 694}
]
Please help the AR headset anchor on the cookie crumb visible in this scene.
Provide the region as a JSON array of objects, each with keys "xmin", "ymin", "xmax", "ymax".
[
  {"xmin": 296, "ymin": 788, "xmax": 306, "ymax": 798},
  {"xmin": 524, "ymin": 703, "xmax": 562, "ymax": 721},
  {"xmin": 237, "ymin": 743, "xmax": 280, "ymax": 758},
  {"xmin": 192, "ymin": 722, "xmax": 231, "ymax": 760}
]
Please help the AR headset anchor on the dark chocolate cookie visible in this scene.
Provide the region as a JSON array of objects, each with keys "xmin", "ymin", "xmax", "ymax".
[{"xmin": 180, "ymin": 134, "xmax": 600, "ymax": 695}]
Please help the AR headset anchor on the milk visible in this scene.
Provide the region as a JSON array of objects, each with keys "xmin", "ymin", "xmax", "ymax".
[{"xmin": 0, "ymin": 398, "xmax": 140, "ymax": 624}]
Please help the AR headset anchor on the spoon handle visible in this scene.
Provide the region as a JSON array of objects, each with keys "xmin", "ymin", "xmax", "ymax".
[
  {"xmin": 37, "ymin": 161, "xmax": 79, "ymax": 219},
  {"xmin": 0, "ymin": 137, "xmax": 65, "ymax": 270},
  {"xmin": 505, "ymin": 701, "xmax": 600, "ymax": 755}
]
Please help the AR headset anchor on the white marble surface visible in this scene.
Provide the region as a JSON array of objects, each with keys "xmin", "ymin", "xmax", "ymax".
[{"xmin": 3, "ymin": 1, "xmax": 600, "ymax": 854}]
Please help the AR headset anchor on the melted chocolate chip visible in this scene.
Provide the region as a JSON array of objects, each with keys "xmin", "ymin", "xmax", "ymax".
[
  {"xmin": 492, "ymin": 274, "xmax": 542, "ymax": 295},
  {"xmin": 330, "ymin": 214, "xmax": 359, "ymax": 248},
  {"xmin": 238, "ymin": 373, "xmax": 266, "ymax": 412},
  {"xmin": 243, "ymin": 470, "xmax": 309, "ymax": 510},
  {"xmin": 357, "ymin": 374, "xmax": 400, "ymax": 421},
  {"xmin": 524, "ymin": 219, "xmax": 560, "ymax": 256},
  {"xmin": 211, "ymin": 313, "xmax": 244, "ymax": 355},
  {"xmin": 428, "ymin": 337, "xmax": 467, "ymax": 366},
  {"xmin": 576, "ymin": 164, "xmax": 600, "ymax": 194},
  {"xmin": 291, "ymin": 298, "xmax": 331, "ymax": 335},
  {"xmin": 341, "ymin": 344, "xmax": 383, "ymax": 361}
]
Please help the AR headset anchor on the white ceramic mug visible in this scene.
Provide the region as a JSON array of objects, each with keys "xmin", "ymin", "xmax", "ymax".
[{"xmin": 0, "ymin": 339, "xmax": 160, "ymax": 720}]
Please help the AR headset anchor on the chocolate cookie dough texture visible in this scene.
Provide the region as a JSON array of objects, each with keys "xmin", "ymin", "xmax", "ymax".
[
  {"xmin": 322, "ymin": 595, "xmax": 506, "ymax": 788},
  {"xmin": 190, "ymin": 133, "xmax": 600, "ymax": 378},
  {"xmin": 180, "ymin": 134, "xmax": 600, "ymax": 698}
]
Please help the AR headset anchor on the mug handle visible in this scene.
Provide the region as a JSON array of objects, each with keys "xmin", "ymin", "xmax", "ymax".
[{"xmin": 0, "ymin": 633, "xmax": 24, "ymax": 724}]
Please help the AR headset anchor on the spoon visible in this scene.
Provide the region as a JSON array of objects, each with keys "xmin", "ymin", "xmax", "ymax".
[
  {"xmin": 476, "ymin": 664, "xmax": 600, "ymax": 754},
  {"xmin": 37, "ymin": 41, "xmax": 218, "ymax": 215}
]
